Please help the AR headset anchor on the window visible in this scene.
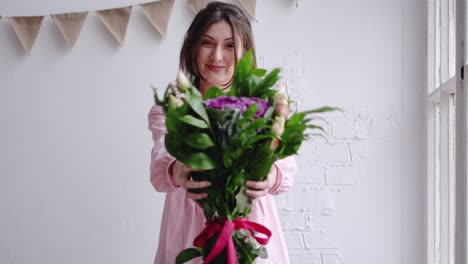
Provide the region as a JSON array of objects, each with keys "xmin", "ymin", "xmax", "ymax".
[{"xmin": 426, "ymin": 0, "xmax": 467, "ymax": 264}]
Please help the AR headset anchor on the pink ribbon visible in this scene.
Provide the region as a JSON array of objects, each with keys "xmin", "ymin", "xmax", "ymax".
[{"xmin": 193, "ymin": 218, "xmax": 272, "ymax": 264}]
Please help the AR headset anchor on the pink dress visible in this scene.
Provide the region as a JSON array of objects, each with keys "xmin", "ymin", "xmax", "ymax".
[{"xmin": 148, "ymin": 105, "xmax": 297, "ymax": 264}]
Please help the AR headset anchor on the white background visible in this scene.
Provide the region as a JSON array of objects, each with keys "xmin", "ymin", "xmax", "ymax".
[{"xmin": 0, "ymin": 0, "xmax": 426, "ymax": 263}]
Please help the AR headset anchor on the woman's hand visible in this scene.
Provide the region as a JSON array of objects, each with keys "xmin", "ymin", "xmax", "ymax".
[
  {"xmin": 173, "ymin": 160, "xmax": 211, "ymax": 200},
  {"xmin": 244, "ymin": 166, "xmax": 277, "ymax": 199}
]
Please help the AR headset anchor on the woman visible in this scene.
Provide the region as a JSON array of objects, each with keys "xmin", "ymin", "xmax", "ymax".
[{"xmin": 148, "ymin": 2, "xmax": 297, "ymax": 263}]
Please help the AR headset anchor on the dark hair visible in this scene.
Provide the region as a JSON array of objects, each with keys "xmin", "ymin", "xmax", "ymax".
[{"xmin": 179, "ymin": 1, "xmax": 256, "ymax": 87}]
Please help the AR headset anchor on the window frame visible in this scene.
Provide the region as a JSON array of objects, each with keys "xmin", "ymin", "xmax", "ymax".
[{"xmin": 426, "ymin": 0, "xmax": 467, "ymax": 263}]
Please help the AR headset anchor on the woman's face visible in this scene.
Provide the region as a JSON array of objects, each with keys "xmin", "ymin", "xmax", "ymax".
[{"xmin": 197, "ymin": 20, "xmax": 243, "ymax": 92}]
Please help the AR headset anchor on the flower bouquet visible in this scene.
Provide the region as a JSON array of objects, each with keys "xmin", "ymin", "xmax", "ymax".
[{"xmin": 154, "ymin": 50, "xmax": 337, "ymax": 264}]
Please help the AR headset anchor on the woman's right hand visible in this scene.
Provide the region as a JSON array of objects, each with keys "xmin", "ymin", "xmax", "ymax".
[{"xmin": 172, "ymin": 160, "xmax": 211, "ymax": 200}]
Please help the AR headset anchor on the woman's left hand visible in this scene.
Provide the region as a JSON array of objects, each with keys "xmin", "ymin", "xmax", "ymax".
[{"xmin": 245, "ymin": 166, "xmax": 277, "ymax": 199}]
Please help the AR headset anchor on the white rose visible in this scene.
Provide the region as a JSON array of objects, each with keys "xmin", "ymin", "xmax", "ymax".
[
  {"xmin": 168, "ymin": 94, "xmax": 184, "ymax": 109},
  {"xmin": 177, "ymin": 71, "xmax": 191, "ymax": 91},
  {"xmin": 271, "ymin": 116, "xmax": 286, "ymax": 137}
]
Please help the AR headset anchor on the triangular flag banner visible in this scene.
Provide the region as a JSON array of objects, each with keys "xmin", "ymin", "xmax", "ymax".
[
  {"xmin": 188, "ymin": 0, "xmax": 256, "ymax": 19},
  {"xmin": 9, "ymin": 16, "xmax": 44, "ymax": 54},
  {"xmin": 52, "ymin": 12, "xmax": 88, "ymax": 49},
  {"xmin": 238, "ymin": 0, "xmax": 256, "ymax": 19},
  {"xmin": 188, "ymin": 0, "xmax": 212, "ymax": 14},
  {"xmin": 96, "ymin": 6, "xmax": 132, "ymax": 47},
  {"xmin": 141, "ymin": 0, "xmax": 175, "ymax": 38}
]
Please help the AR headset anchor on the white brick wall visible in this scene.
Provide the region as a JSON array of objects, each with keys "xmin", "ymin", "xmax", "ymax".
[
  {"xmin": 0, "ymin": 0, "xmax": 426, "ymax": 263},
  {"xmin": 253, "ymin": 4, "xmax": 425, "ymax": 260},
  {"xmin": 276, "ymin": 70, "xmax": 401, "ymax": 262}
]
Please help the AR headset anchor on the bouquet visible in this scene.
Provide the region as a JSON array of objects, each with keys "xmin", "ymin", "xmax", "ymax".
[{"xmin": 154, "ymin": 50, "xmax": 337, "ymax": 264}]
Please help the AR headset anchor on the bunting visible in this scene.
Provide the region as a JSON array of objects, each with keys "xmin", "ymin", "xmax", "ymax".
[
  {"xmin": 188, "ymin": 0, "xmax": 212, "ymax": 14},
  {"xmin": 9, "ymin": 16, "xmax": 44, "ymax": 54},
  {"xmin": 238, "ymin": 0, "xmax": 256, "ymax": 19},
  {"xmin": 96, "ymin": 6, "xmax": 132, "ymax": 47},
  {"xmin": 0, "ymin": 0, "xmax": 262, "ymax": 54},
  {"xmin": 52, "ymin": 12, "xmax": 88, "ymax": 49},
  {"xmin": 141, "ymin": 0, "xmax": 175, "ymax": 38},
  {"xmin": 187, "ymin": 0, "xmax": 257, "ymax": 19}
]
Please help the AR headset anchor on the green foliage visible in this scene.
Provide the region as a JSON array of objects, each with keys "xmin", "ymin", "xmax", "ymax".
[
  {"xmin": 178, "ymin": 115, "xmax": 208, "ymax": 129},
  {"xmin": 185, "ymin": 88, "xmax": 210, "ymax": 123},
  {"xmin": 183, "ymin": 133, "xmax": 214, "ymax": 150},
  {"xmin": 276, "ymin": 106, "xmax": 342, "ymax": 159},
  {"xmin": 228, "ymin": 50, "xmax": 279, "ymax": 99},
  {"xmin": 182, "ymin": 152, "xmax": 216, "ymax": 170},
  {"xmin": 203, "ymin": 86, "xmax": 225, "ymax": 99},
  {"xmin": 175, "ymin": 248, "xmax": 202, "ymax": 264},
  {"xmin": 153, "ymin": 50, "xmax": 338, "ymax": 264}
]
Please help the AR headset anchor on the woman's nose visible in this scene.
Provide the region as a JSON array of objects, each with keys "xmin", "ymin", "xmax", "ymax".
[{"xmin": 210, "ymin": 45, "xmax": 223, "ymax": 61}]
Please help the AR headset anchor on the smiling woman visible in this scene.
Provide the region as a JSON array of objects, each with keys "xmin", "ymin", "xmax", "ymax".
[
  {"xmin": 197, "ymin": 20, "xmax": 241, "ymax": 92},
  {"xmin": 148, "ymin": 1, "xmax": 297, "ymax": 264},
  {"xmin": 179, "ymin": 1, "xmax": 257, "ymax": 94},
  {"xmin": 0, "ymin": 0, "xmax": 429, "ymax": 263}
]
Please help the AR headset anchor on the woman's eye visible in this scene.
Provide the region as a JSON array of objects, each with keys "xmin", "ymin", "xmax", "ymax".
[
  {"xmin": 201, "ymin": 40, "xmax": 214, "ymax": 47},
  {"xmin": 225, "ymin": 43, "xmax": 236, "ymax": 49}
]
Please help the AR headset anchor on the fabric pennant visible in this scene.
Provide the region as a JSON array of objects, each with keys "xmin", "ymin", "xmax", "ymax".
[
  {"xmin": 238, "ymin": 0, "xmax": 256, "ymax": 19},
  {"xmin": 188, "ymin": 0, "xmax": 256, "ymax": 19},
  {"xmin": 187, "ymin": 0, "xmax": 212, "ymax": 14},
  {"xmin": 52, "ymin": 12, "xmax": 88, "ymax": 49},
  {"xmin": 141, "ymin": 0, "xmax": 175, "ymax": 38},
  {"xmin": 96, "ymin": 6, "xmax": 132, "ymax": 47},
  {"xmin": 9, "ymin": 16, "xmax": 44, "ymax": 54}
]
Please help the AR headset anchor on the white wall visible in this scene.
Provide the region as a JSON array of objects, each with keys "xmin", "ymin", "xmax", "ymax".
[{"xmin": 0, "ymin": 0, "xmax": 426, "ymax": 263}]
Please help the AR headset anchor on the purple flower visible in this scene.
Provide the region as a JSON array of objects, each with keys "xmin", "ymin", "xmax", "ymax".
[{"xmin": 204, "ymin": 96, "xmax": 269, "ymax": 119}]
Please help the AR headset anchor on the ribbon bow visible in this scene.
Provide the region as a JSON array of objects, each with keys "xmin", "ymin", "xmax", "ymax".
[{"xmin": 193, "ymin": 218, "xmax": 272, "ymax": 264}]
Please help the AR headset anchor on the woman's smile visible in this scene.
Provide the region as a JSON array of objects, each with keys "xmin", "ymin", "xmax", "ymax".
[
  {"xmin": 206, "ymin": 64, "xmax": 225, "ymax": 72},
  {"xmin": 197, "ymin": 20, "xmax": 243, "ymax": 92}
]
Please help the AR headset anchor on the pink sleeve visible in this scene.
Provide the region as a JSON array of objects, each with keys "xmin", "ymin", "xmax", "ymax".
[
  {"xmin": 148, "ymin": 105, "xmax": 180, "ymax": 192},
  {"xmin": 268, "ymin": 156, "xmax": 298, "ymax": 195}
]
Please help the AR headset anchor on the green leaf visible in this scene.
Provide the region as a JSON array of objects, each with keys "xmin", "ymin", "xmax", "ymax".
[
  {"xmin": 252, "ymin": 68, "xmax": 266, "ymax": 77},
  {"xmin": 259, "ymin": 68, "xmax": 280, "ymax": 90},
  {"xmin": 181, "ymin": 152, "xmax": 216, "ymax": 170},
  {"xmin": 233, "ymin": 50, "xmax": 255, "ymax": 96},
  {"xmin": 175, "ymin": 248, "xmax": 202, "ymax": 264},
  {"xmin": 203, "ymin": 86, "xmax": 224, "ymax": 99},
  {"xmin": 183, "ymin": 133, "xmax": 214, "ymax": 150},
  {"xmin": 306, "ymin": 124, "xmax": 326, "ymax": 132},
  {"xmin": 223, "ymin": 151, "xmax": 232, "ymax": 167},
  {"xmin": 251, "ymin": 67, "xmax": 280, "ymax": 98},
  {"xmin": 229, "ymin": 169, "xmax": 246, "ymax": 189},
  {"xmin": 178, "ymin": 115, "xmax": 208, "ymax": 128},
  {"xmin": 165, "ymin": 105, "xmax": 189, "ymax": 132},
  {"xmin": 233, "ymin": 185, "xmax": 252, "ymax": 217},
  {"xmin": 263, "ymin": 106, "xmax": 275, "ymax": 119},
  {"xmin": 186, "ymin": 88, "xmax": 210, "ymax": 123},
  {"xmin": 165, "ymin": 111, "xmax": 179, "ymax": 132},
  {"xmin": 165, "ymin": 133, "xmax": 185, "ymax": 160},
  {"xmin": 244, "ymin": 134, "xmax": 273, "ymax": 146},
  {"xmin": 236, "ymin": 50, "xmax": 255, "ymax": 75},
  {"xmin": 153, "ymin": 87, "xmax": 164, "ymax": 107},
  {"xmin": 245, "ymin": 118, "xmax": 268, "ymax": 131},
  {"xmin": 243, "ymin": 103, "xmax": 257, "ymax": 120},
  {"xmin": 286, "ymin": 112, "xmax": 306, "ymax": 127},
  {"xmin": 245, "ymin": 145, "xmax": 275, "ymax": 182},
  {"xmin": 301, "ymin": 106, "xmax": 342, "ymax": 114}
]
